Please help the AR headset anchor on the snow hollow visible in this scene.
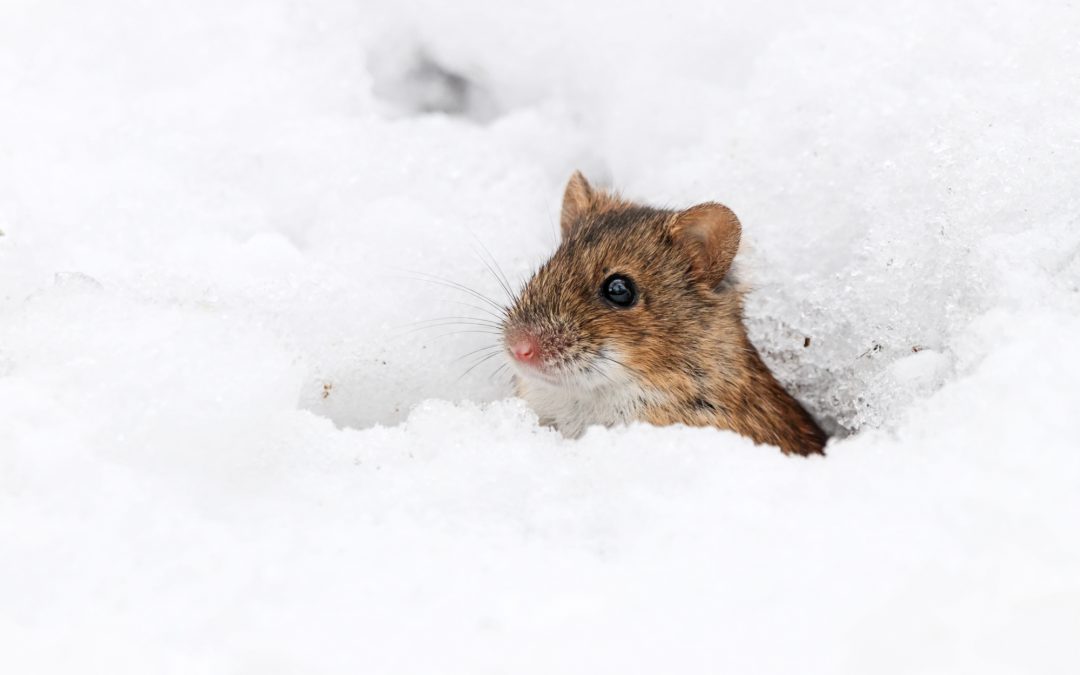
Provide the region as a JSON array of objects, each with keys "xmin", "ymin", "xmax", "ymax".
[{"xmin": 1, "ymin": 1, "xmax": 1078, "ymax": 673}]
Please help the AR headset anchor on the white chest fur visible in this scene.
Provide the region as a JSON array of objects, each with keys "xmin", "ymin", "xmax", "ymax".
[{"xmin": 518, "ymin": 377, "xmax": 657, "ymax": 438}]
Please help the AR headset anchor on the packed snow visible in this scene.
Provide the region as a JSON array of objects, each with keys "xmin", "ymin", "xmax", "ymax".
[{"xmin": 2, "ymin": 0, "xmax": 1079, "ymax": 672}]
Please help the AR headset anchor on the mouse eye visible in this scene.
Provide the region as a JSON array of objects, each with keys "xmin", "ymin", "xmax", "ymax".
[{"xmin": 601, "ymin": 274, "xmax": 637, "ymax": 308}]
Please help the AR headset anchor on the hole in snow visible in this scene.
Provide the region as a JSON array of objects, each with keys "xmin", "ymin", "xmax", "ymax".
[{"xmin": 368, "ymin": 42, "xmax": 497, "ymax": 122}]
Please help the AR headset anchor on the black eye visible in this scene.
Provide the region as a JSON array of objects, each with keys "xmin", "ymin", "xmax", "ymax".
[{"xmin": 601, "ymin": 274, "xmax": 637, "ymax": 308}]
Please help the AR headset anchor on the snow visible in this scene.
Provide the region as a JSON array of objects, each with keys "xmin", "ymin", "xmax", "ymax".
[{"xmin": 2, "ymin": 0, "xmax": 1079, "ymax": 672}]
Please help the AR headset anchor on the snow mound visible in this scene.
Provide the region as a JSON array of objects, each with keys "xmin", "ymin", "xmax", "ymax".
[{"xmin": 1, "ymin": 0, "xmax": 1078, "ymax": 673}]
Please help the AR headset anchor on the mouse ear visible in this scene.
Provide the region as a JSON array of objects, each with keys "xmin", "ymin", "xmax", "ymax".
[
  {"xmin": 669, "ymin": 203, "xmax": 742, "ymax": 287},
  {"xmin": 560, "ymin": 171, "xmax": 594, "ymax": 239}
]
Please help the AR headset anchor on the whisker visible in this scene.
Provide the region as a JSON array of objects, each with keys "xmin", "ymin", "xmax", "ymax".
[
  {"xmin": 468, "ymin": 235, "xmax": 518, "ymax": 306},
  {"xmin": 405, "ymin": 318, "xmax": 503, "ymax": 330},
  {"xmin": 458, "ymin": 351, "xmax": 502, "ymax": 380},
  {"xmin": 447, "ymin": 300, "xmax": 508, "ymax": 322},
  {"xmin": 490, "ymin": 363, "xmax": 513, "ymax": 384},
  {"xmin": 399, "ymin": 322, "xmax": 504, "ymax": 336},
  {"xmin": 408, "ymin": 315, "xmax": 502, "ymax": 326},
  {"xmin": 404, "ymin": 271, "xmax": 509, "ymax": 317},
  {"xmin": 413, "ymin": 329, "xmax": 505, "ymax": 342},
  {"xmin": 452, "ymin": 344, "xmax": 504, "ymax": 364}
]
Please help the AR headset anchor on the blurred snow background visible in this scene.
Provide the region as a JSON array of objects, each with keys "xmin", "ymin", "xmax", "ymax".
[{"xmin": 2, "ymin": 0, "xmax": 1079, "ymax": 673}]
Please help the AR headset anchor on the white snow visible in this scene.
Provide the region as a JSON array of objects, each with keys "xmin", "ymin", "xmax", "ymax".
[{"xmin": 2, "ymin": 0, "xmax": 1079, "ymax": 673}]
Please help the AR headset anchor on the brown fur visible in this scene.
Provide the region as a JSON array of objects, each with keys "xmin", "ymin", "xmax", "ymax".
[{"xmin": 503, "ymin": 172, "xmax": 827, "ymax": 456}]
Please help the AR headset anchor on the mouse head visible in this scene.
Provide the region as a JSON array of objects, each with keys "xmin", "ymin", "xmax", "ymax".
[{"xmin": 502, "ymin": 171, "xmax": 742, "ymax": 392}]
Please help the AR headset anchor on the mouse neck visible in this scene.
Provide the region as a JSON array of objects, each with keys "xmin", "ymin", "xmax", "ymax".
[
  {"xmin": 696, "ymin": 314, "xmax": 827, "ymax": 455},
  {"xmin": 634, "ymin": 303, "xmax": 827, "ymax": 456},
  {"xmin": 729, "ymin": 336, "xmax": 826, "ymax": 455}
]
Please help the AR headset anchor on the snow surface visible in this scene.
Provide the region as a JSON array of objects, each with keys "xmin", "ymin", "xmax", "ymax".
[{"xmin": 2, "ymin": 0, "xmax": 1079, "ymax": 672}]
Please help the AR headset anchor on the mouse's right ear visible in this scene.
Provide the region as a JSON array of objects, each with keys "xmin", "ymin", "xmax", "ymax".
[
  {"xmin": 560, "ymin": 171, "xmax": 594, "ymax": 240},
  {"xmin": 670, "ymin": 203, "xmax": 742, "ymax": 287}
]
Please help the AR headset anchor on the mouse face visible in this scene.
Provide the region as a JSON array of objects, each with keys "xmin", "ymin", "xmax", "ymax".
[
  {"xmin": 498, "ymin": 172, "xmax": 827, "ymax": 453},
  {"xmin": 502, "ymin": 173, "xmax": 742, "ymax": 400}
]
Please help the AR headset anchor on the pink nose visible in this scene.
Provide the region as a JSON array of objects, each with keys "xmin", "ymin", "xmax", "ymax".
[{"xmin": 510, "ymin": 335, "xmax": 540, "ymax": 364}]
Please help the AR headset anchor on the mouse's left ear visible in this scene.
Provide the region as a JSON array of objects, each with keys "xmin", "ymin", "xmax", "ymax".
[
  {"xmin": 669, "ymin": 203, "xmax": 742, "ymax": 287},
  {"xmin": 560, "ymin": 171, "xmax": 594, "ymax": 240}
]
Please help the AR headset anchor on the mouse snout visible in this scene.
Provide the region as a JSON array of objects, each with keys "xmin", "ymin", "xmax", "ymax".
[
  {"xmin": 508, "ymin": 333, "xmax": 541, "ymax": 365},
  {"xmin": 503, "ymin": 320, "xmax": 578, "ymax": 376}
]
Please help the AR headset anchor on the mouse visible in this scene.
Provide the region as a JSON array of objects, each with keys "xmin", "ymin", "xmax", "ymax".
[{"xmin": 500, "ymin": 171, "xmax": 827, "ymax": 456}]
